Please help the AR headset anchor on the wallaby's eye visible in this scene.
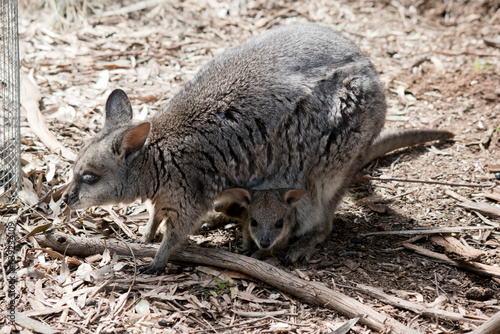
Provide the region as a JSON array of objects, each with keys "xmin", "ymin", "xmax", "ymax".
[
  {"xmin": 275, "ymin": 219, "xmax": 284, "ymax": 228},
  {"xmin": 250, "ymin": 218, "xmax": 258, "ymax": 227},
  {"xmin": 82, "ymin": 172, "xmax": 100, "ymax": 185}
]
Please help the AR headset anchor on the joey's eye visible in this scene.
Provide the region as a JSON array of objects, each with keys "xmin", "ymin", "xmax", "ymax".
[
  {"xmin": 275, "ymin": 219, "xmax": 284, "ymax": 228},
  {"xmin": 250, "ymin": 218, "xmax": 258, "ymax": 227},
  {"xmin": 82, "ymin": 172, "xmax": 100, "ymax": 185}
]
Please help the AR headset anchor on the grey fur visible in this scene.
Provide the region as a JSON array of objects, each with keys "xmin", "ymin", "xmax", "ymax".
[
  {"xmin": 64, "ymin": 23, "xmax": 387, "ymax": 274},
  {"xmin": 217, "ymin": 128, "xmax": 454, "ymax": 262}
]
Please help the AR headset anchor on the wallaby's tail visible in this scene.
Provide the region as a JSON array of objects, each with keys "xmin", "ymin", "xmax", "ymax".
[{"xmin": 365, "ymin": 128, "xmax": 454, "ymax": 164}]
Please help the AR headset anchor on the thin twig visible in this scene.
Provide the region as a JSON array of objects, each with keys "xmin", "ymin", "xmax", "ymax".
[
  {"xmin": 433, "ymin": 50, "xmax": 497, "ymax": 57},
  {"xmin": 194, "ymin": 316, "xmax": 271, "ymax": 333},
  {"xmin": 361, "ymin": 226, "xmax": 495, "ymax": 237},
  {"xmin": 362, "ymin": 175, "xmax": 495, "ymax": 188},
  {"xmin": 60, "ymin": 321, "xmax": 94, "ymax": 334},
  {"xmin": 269, "ymin": 316, "xmax": 310, "ymax": 327}
]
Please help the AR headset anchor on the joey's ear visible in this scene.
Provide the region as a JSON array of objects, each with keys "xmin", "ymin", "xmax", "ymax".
[
  {"xmin": 283, "ymin": 189, "xmax": 308, "ymax": 206},
  {"xmin": 214, "ymin": 188, "xmax": 251, "ymax": 219},
  {"xmin": 105, "ymin": 89, "xmax": 133, "ymax": 128},
  {"xmin": 120, "ymin": 122, "xmax": 151, "ymax": 158}
]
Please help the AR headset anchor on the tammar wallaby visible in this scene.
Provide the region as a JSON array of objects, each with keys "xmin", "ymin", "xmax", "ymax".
[
  {"xmin": 64, "ymin": 23, "xmax": 389, "ymax": 274},
  {"xmin": 215, "ymin": 128, "xmax": 453, "ymax": 261}
]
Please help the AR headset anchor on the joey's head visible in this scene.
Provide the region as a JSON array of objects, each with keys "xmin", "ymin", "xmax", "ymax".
[
  {"xmin": 64, "ymin": 89, "xmax": 151, "ymax": 209},
  {"xmin": 215, "ymin": 188, "xmax": 308, "ymax": 250}
]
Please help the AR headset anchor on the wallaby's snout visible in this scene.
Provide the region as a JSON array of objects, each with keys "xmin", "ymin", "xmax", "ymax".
[
  {"xmin": 62, "ymin": 182, "xmax": 81, "ymax": 210},
  {"xmin": 258, "ymin": 237, "xmax": 271, "ymax": 249}
]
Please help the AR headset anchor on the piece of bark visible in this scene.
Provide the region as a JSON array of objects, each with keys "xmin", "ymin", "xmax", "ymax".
[
  {"xmin": 458, "ymin": 201, "xmax": 500, "ymax": 220},
  {"xmin": 485, "ymin": 164, "xmax": 500, "ymax": 173},
  {"xmin": 356, "ymin": 284, "xmax": 486, "ymax": 324},
  {"xmin": 469, "ymin": 310, "xmax": 500, "ymax": 334},
  {"xmin": 481, "ymin": 127, "xmax": 495, "ymax": 148},
  {"xmin": 444, "ymin": 189, "xmax": 469, "ymax": 202},
  {"xmin": 20, "ymin": 73, "xmax": 77, "ymax": 162},
  {"xmin": 484, "ymin": 37, "xmax": 500, "ymax": 48},
  {"xmin": 35, "ymin": 231, "xmax": 418, "ymax": 334},
  {"xmin": 402, "ymin": 243, "xmax": 500, "ymax": 278},
  {"xmin": 484, "ymin": 189, "xmax": 500, "ymax": 203},
  {"xmin": 429, "ymin": 235, "xmax": 485, "ymax": 262}
]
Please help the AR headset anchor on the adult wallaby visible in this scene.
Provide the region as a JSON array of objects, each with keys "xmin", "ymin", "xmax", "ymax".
[
  {"xmin": 215, "ymin": 128, "xmax": 453, "ymax": 262},
  {"xmin": 64, "ymin": 23, "xmax": 388, "ymax": 274}
]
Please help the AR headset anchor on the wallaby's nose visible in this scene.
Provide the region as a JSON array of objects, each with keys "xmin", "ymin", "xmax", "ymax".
[
  {"xmin": 62, "ymin": 193, "xmax": 69, "ymax": 204},
  {"xmin": 259, "ymin": 238, "xmax": 271, "ymax": 249}
]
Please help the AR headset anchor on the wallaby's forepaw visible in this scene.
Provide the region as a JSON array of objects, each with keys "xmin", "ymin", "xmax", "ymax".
[
  {"xmin": 201, "ymin": 212, "xmax": 233, "ymax": 231},
  {"xmin": 139, "ymin": 263, "xmax": 166, "ymax": 275},
  {"xmin": 284, "ymin": 244, "xmax": 315, "ymax": 266},
  {"xmin": 250, "ymin": 250, "xmax": 265, "ymax": 260}
]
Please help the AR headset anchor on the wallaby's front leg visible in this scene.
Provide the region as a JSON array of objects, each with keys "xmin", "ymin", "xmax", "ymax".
[
  {"xmin": 139, "ymin": 216, "xmax": 184, "ymax": 275},
  {"xmin": 139, "ymin": 205, "xmax": 206, "ymax": 275}
]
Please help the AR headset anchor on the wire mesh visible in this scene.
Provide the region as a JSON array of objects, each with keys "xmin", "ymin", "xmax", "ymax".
[{"xmin": 0, "ymin": 0, "xmax": 20, "ymax": 199}]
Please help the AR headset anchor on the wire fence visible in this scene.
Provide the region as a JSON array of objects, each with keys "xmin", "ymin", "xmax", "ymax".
[{"xmin": 0, "ymin": 0, "xmax": 20, "ymax": 200}]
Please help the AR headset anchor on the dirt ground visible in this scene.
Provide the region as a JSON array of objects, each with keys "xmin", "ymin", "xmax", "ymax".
[{"xmin": 2, "ymin": 0, "xmax": 500, "ymax": 333}]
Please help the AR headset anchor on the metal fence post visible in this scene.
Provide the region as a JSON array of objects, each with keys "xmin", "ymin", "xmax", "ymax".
[{"xmin": 0, "ymin": 0, "xmax": 20, "ymax": 200}]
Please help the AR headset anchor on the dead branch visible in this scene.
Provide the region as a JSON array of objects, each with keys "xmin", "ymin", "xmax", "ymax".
[
  {"xmin": 402, "ymin": 243, "xmax": 500, "ymax": 278},
  {"xmin": 35, "ymin": 231, "xmax": 418, "ymax": 334},
  {"xmin": 469, "ymin": 311, "xmax": 500, "ymax": 334},
  {"xmin": 355, "ymin": 284, "xmax": 486, "ymax": 325},
  {"xmin": 361, "ymin": 175, "xmax": 495, "ymax": 188}
]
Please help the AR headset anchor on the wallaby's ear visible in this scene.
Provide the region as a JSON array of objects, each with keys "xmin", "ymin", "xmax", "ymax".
[
  {"xmin": 120, "ymin": 122, "xmax": 151, "ymax": 158},
  {"xmin": 105, "ymin": 89, "xmax": 133, "ymax": 128},
  {"xmin": 214, "ymin": 188, "xmax": 251, "ymax": 219},
  {"xmin": 284, "ymin": 189, "xmax": 308, "ymax": 206}
]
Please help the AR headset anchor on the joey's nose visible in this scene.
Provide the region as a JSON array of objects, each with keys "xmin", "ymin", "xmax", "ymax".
[
  {"xmin": 62, "ymin": 194, "xmax": 69, "ymax": 203},
  {"xmin": 259, "ymin": 239, "xmax": 271, "ymax": 249}
]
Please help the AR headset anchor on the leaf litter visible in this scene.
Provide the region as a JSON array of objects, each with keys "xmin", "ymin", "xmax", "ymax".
[{"xmin": 2, "ymin": 0, "xmax": 500, "ymax": 333}]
